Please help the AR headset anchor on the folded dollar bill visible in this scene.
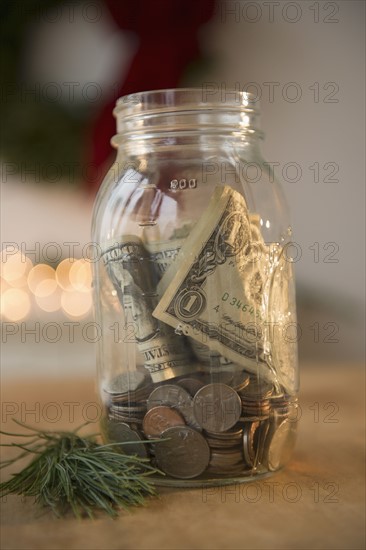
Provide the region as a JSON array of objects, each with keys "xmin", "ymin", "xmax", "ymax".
[{"xmin": 153, "ymin": 185, "xmax": 297, "ymax": 393}]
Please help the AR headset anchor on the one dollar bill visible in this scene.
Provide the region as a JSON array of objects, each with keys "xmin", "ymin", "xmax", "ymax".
[{"xmin": 153, "ymin": 185, "xmax": 275, "ymax": 383}]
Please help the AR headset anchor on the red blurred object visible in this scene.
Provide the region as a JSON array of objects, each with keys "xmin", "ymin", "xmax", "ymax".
[{"xmin": 87, "ymin": 0, "xmax": 215, "ymax": 193}]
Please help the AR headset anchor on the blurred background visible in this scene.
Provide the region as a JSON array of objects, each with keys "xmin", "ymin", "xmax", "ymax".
[{"xmin": 1, "ymin": 0, "xmax": 364, "ymax": 379}]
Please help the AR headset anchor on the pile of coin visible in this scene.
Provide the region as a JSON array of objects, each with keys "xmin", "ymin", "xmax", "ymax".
[
  {"xmin": 239, "ymin": 376, "xmax": 273, "ymax": 420},
  {"xmin": 269, "ymin": 393, "xmax": 291, "ymax": 418},
  {"xmin": 205, "ymin": 427, "xmax": 246, "ymax": 475},
  {"xmin": 147, "ymin": 383, "xmax": 201, "ymax": 431},
  {"xmin": 103, "ymin": 369, "xmax": 296, "ymax": 479},
  {"xmin": 106, "ymin": 370, "xmax": 153, "ymax": 428}
]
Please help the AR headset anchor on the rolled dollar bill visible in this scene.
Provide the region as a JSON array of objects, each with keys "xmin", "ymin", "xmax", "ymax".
[
  {"xmin": 144, "ymin": 238, "xmax": 185, "ymax": 283},
  {"xmin": 143, "ymin": 222, "xmax": 194, "ymax": 282},
  {"xmin": 101, "ymin": 236, "xmax": 195, "ymax": 382}
]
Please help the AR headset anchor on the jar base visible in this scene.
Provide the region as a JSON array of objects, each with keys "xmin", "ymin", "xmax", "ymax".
[{"xmin": 147, "ymin": 465, "xmax": 280, "ymax": 488}]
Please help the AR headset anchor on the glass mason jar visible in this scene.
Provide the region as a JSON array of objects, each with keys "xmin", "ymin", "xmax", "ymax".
[{"xmin": 92, "ymin": 88, "xmax": 299, "ymax": 486}]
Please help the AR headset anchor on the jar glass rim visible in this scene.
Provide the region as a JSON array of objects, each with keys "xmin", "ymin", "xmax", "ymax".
[{"xmin": 114, "ymin": 88, "xmax": 260, "ymax": 118}]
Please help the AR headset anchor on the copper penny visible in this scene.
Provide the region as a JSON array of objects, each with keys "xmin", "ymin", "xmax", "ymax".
[{"xmin": 142, "ymin": 406, "xmax": 185, "ymax": 437}]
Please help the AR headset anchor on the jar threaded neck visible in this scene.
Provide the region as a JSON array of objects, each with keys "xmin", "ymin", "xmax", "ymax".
[{"xmin": 113, "ymin": 88, "xmax": 262, "ymax": 144}]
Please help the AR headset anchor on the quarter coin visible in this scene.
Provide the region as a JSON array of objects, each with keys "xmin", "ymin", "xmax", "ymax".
[
  {"xmin": 154, "ymin": 426, "xmax": 210, "ymax": 479},
  {"xmin": 103, "ymin": 420, "xmax": 148, "ymax": 458},
  {"xmin": 105, "ymin": 371, "xmax": 148, "ymax": 395},
  {"xmin": 193, "ymin": 383, "xmax": 241, "ymax": 432}
]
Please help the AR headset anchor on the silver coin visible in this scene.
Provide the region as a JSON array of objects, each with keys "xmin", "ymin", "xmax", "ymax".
[
  {"xmin": 242, "ymin": 421, "xmax": 260, "ymax": 467},
  {"xmin": 147, "ymin": 384, "xmax": 200, "ymax": 430},
  {"xmin": 210, "ymin": 449, "xmax": 244, "ymax": 461},
  {"xmin": 112, "ymin": 404, "xmax": 147, "ymax": 412},
  {"xmin": 109, "ymin": 415, "xmax": 144, "ymax": 425},
  {"xmin": 209, "ymin": 452, "xmax": 244, "ymax": 463},
  {"xmin": 177, "ymin": 378, "xmax": 205, "ymax": 396},
  {"xmin": 109, "ymin": 403, "xmax": 145, "ymax": 413},
  {"xmin": 111, "ymin": 385, "xmax": 153, "ymax": 403},
  {"xmin": 193, "ymin": 383, "xmax": 241, "ymax": 432},
  {"xmin": 201, "ymin": 370, "xmax": 235, "ymax": 386},
  {"xmin": 206, "ymin": 438, "xmax": 243, "ymax": 449},
  {"xmin": 205, "ymin": 427, "xmax": 243, "ymax": 440},
  {"xmin": 105, "ymin": 371, "xmax": 148, "ymax": 395},
  {"xmin": 154, "ymin": 426, "xmax": 210, "ymax": 479},
  {"xmin": 109, "ymin": 404, "xmax": 146, "ymax": 417},
  {"xmin": 147, "ymin": 384, "xmax": 192, "ymax": 409},
  {"xmin": 243, "ymin": 378, "xmax": 274, "ymax": 399},
  {"xmin": 103, "ymin": 420, "xmax": 148, "ymax": 458},
  {"xmin": 267, "ymin": 418, "xmax": 297, "ymax": 471}
]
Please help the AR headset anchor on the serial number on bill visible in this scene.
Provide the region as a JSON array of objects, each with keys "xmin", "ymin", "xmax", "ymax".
[{"xmin": 221, "ymin": 292, "xmax": 261, "ymax": 318}]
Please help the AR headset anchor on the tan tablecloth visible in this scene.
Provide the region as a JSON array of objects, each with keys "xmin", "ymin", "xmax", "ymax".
[{"xmin": 1, "ymin": 364, "xmax": 365, "ymax": 550}]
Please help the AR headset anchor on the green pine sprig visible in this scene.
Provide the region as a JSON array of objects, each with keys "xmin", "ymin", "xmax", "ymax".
[{"xmin": 0, "ymin": 420, "xmax": 161, "ymax": 518}]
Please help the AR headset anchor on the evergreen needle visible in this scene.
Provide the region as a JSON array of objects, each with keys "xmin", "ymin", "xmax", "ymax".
[{"xmin": 0, "ymin": 420, "xmax": 161, "ymax": 518}]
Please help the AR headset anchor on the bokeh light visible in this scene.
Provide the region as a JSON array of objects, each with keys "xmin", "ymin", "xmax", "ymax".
[
  {"xmin": 69, "ymin": 259, "xmax": 92, "ymax": 292},
  {"xmin": 0, "ymin": 253, "xmax": 93, "ymax": 320},
  {"xmin": 61, "ymin": 289, "xmax": 92, "ymax": 318},
  {"xmin": 35, "ymin": 286, "xmax": 62, "ymax": 313},
  {"xmin": 0, "ymin": 276, "xmax": 10, "ymax": 294},
  {"xmin": 56, "ymin": 258, "xmax": 75, "ymax": 290},
  {"xmin": 34, "ymin": 278, "xmax": 58, "ymax": 298},
  {"xmin": 1, "ymin": 288, "xmax": 31, "ymax": 321},
  {"xmin": 28, "ymin": 264, "xmax": 56, "ymax": 296},
  {"xmin": 1, "ymin": 250, "xmax": 33, "ymax": 286}
]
